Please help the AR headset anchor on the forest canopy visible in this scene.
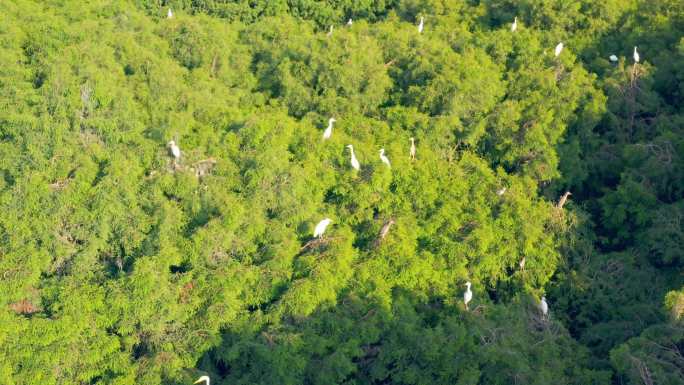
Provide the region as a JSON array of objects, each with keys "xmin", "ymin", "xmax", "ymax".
[{"xmin": 0, "ymin": 0, "xmax": 683, "ymax": 384}]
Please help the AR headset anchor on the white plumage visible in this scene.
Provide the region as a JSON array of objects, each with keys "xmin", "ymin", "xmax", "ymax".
[
  {"xmin": 327, "ymin": 25, "xmax": 334, "ymax": 37},
  {"xmin": 347, "ymin": 144, "xmax": 360, "ymax": 171},
  {"xmin": 379, "ymin": 148, "xmax": 391, "ymax": 168},
  {"xmin": 347, "ymin": 18, "xmax": 353, "ymax": 26},
  {"xmin": 322, "ymin": 118, "xmax": 336, "ymax": 140},
  {"xmin": 194, "ymin": 375, "xmax": 210, "ymax": 385},
  {"xmin": 540, "ymin": 296, "xmax": 549, "ymax": 318},
  {"xmin": 464, "ymin": 282, "xmax": 473, "ymax": 310},
  {"xmin": 313, "ymin": 218, "xmax": 332, "ymax": 238},
  {"xmin": 554, "ymin": 42, "xmax": 564, "ymax": 57},
  {"xmin": 633, "ymin": 46, "xmax": 640, "ymax": 63},
  {"xmin": 609, "ymin": 54, "xmax": 618, "ymax": 62},
  {"xmin": 511, "ymin": 16, "xmax": 518, "ymax": 32},
  {"xmin": 409, "ymin": 137, "xmax": 416, "ymax": 161},
  {"xmin": 496, "ymin": 187, "xmax": 507, "ymax": 196},
  {"xmin": 167, "ymin": 140, "xmax": 180, "ymax": 159},
  {"xmin": 167, "ymin": 8, "xmax": 173, "ymax": 19},
  {"xmin": 418, "ymin": 16, "xmax": 424, "ymax": 34}
]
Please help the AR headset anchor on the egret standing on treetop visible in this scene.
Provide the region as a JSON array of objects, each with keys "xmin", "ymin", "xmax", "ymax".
[
  {"xmin": 313, "ymin": 218, "xmax": 332, "ymax": 238},
  {"xmin": 167, "ymin": 8, "xmax": 173, "ymax": 19},
  {"xmin": 322, "ymin": 118, "xmax": 336, "ymax": 140},
  {"xmin": 347, "ymin": 18, "xmax": 353, "ymax": 26},
  {"xmin": 418, "ymin": 16, "xmax": 424, "ymax": 33},
  {"xmin": 347, "ymin": 144, "xmax": 360, "ymax": 171},
  {"xmin": 194, "ymin": 375, "xmax": 210, "ymax": 385},
  {"xmin": 496, "ymin": 187, "xmax": 507, "ymax": 196},
  {"xmin": 464, "ymin": 282, "xmax": 473, "ymax": 310},
  {"xmin": 540, "ymin": 296, "xmax": 549, "ymax": 319},
  {"xmin": 168, "ymin": 140, "xmax": 181, "ymax": 167},
  {"xmin": 409, "ymin": 137, "xmax": 416, "ymax": 161},
  {"xmin": 327, "ymin": 25, "xmax": 334, "ymax": 37},
  {"xmin": 609, "ymin": 54, "xmax": 618, "ymax": 62},
  {"xmin": 633, "ymin": 46, "xmax": 640, "ymax": 63},
  {"xmin": 511, "ymin": 16, "xmax": 518, "ymax": 32},
  {"xmin": 379, "ymin": 148, "xmax": 391, "ymax": 168},
  {"xmin": 554, "ymin": 42, "xmax": 564, "ymax": 57}
]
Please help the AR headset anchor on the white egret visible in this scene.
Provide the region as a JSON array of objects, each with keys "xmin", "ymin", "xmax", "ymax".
[
  {"xmin": 554, "ymin": 42, "xmax": 564, "ymax": 57},
  {"xmin": 313, "ymin": 218, "xmax": 332, "ymax": 238},
  {"xmin": 556, "ymin": 191, "xmax": 571, "ymax": 209},
  {"xmin": 540, "ymin": 296, "xmax": 549, "ymax": 318},
  {"xmin": 511, "ymin": 16, "xmax": 518, "ymax": 32},
  {"xmin": 379, "ymin": 148, "xmax": 391, "ymax": 168},
  {"xmin": 418, "ymin": 16, "xmax": 424, "ymax": 34},
  {"xmin": 327, "ymin": 25, "xmax": 334, "ymax": 37},
  {"xmin": 194, "ymin": 375, "xmax": 210, "ymax": 385},
  {"xmin": 496, "ymin": 187, "xmax": 507, "ymax": 196},
  {"xmin": 609, "ymin": 54, "xmax": 618, "ymax": 62},
  {"xmin": 409, "ymin": 137, "xmax": 416, "ymax": 161},
  {"xmin": 633, "ymin": 46, "xmax": 640, "ymax": 63},
  {"xmin": 347, "ymin": 18, "xmax": 353, "ymax": 26},
  {"xmin": 519, "ymin": 256, "xmax": 526, "ymax": 271},
  {"xmin": 168, "ymin": 140, "xmax": 181, "ymax": 160},
  {"xmin": 322, "ymin": 118, "xmax": 336, "ymax": 140},
  {"xmin": 347, "ymin": 144, "xmax": 360, "ymax": 171},
  {"xmin": 167, "ymin": 8, "xmax": 173, "ymax": 19},
  {"xmin": 464, "ymin": 282, "xmax": 473, "ymax": 310}
]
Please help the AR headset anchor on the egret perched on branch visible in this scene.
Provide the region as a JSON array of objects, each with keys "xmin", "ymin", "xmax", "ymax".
[
  {"xmin": 347, "ymin": 145, "xmax": 360, "ymax": 171},
  {"xmin": 379, "ymin": 148, "xmax": 391, "ymax": 168},
  {"xmin": 313, "ymin": 218, "xmax": 332, "ymax": 238},
  {"xmin": 556, "ymin": 191, "xmax": 571, "ymax": 209},
  {"xmin": 464, "ymin": 282, "xmax": 473, "ymax": 310},
  {"xmin": 167, "ymin": 8, "xmax": 173, "ymax": 19},
  {"xmin": 347, "ymin": 18, "xmax": 353, "ymax": 26},
  {"xmin": 194, "ymin": 375, "xmax": 210, "ymax": 385},
  {"xmin": 409, "ymin": 137, "xmax": 416, "ymax": 161},
  {"xmin": 168, "ymin": 140, "xmax": 181, "ymax": 162},
  {"xmin": 418, "ymin": 17, "xmax": 424, "ymax": 34},
  {"xmin": 609, "ymin": 54, "xmax": 618, "ymax": 62},
  {"xmin": 496, "ymin": 187, "xmax": 507, "ymax": 196},
  {"xmin": 322, "ymin": 118, "xmax": 336, "ymax": 140},
  {"xmin": 554, "ymin": 42, "xmax": 564, "ymax": 57},
  {"xmin": 633, "ymin": 46, "xmax": 640, "ymax": 63},
  {"xmin": 540, "ymin": 296, "xmax": 549, "ymax": 319},
  {"xmin": 511, "ymin": 16, "xmax": 518, "ymax": 32},
  {"xmin": 519, "ymin": 256, "xmax": 526, "ymax": 271}
]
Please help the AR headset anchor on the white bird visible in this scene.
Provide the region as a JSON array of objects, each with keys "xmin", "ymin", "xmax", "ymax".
[
  {"xmin": 496, "ymin": 187, "xmax": 507, "ymax": 196},
  {"xmin": 418, "ymin": 16, "xmax": 424, "ymax": 34},
  {"xmin": 540, "ymin": 296, "xmax": 549, "ymax": 318},
  {"xmin": 519, "ymin": 256, "xmax": 526, "ymax": 271},
  {"xmin": 379, "ymin": 148, "xmax": 391, "ymax": 168},
  {"xmin": 327, "ymin": 25, "xmax": 334, "ymax": 37},
  {"xmin": 609, "ymin": 54, "xmax": 618, "ymax": 62},
  {"xmin": 511, "ymin": 16, "xmax": 518, "ymax": 32},
  {"xmin": 464, "ymin": 282, "xmax": 473, "ymax": 310},
  {"xmin": 347, "ymin": 144, "xmax": 360, "ymax": 171},
  {"xmin": 167, "ymin": 8, "xmax": 173, "ymax": 19},
  {"xmin": 322, "ymin": 118, "xmax": 336, "ymax": 140},
  {"xmin": 168, "ymin": 140, "xmax": 181, "ymax": 160},
  {"xmin": 347, "ymin": 18, "xmax": 353, "ymax": 26},
  {"xmin": 313, "ymin": 218, "xmax": 332, "ymax": 238},
  {"xmin": 194, "ymin": 375, "xmax": 210, "ymax": 385},
  {"xmin": 409, "ymin": 137, "xmax": 416, "ymax": 161},
  {"xmin": 554, "ymin": 42, "xmax": 564, "ymax": 57},
  {"xmin": 633, "ymin": 46, "xmax": 640, "ymax": 63}
]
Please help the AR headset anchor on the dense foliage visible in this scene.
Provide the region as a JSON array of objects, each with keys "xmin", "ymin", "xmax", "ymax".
[{"xmin": 0, "ymin": 1, "xmax": 682, "ymax": 384}]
